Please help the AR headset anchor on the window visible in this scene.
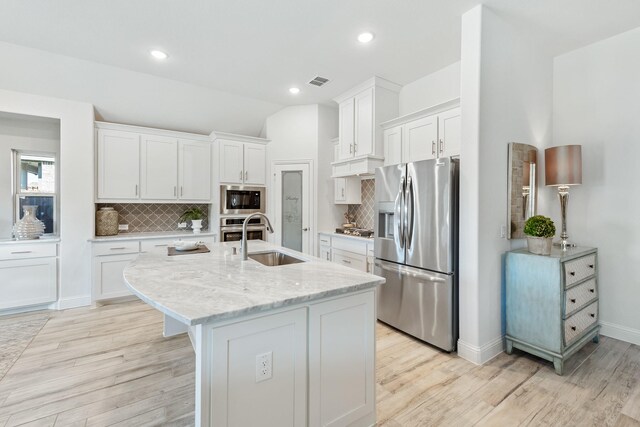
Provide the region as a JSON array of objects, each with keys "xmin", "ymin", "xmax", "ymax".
[{"xmin": 14, "ymin": 151, "xmax": 57, "ymax": 235}]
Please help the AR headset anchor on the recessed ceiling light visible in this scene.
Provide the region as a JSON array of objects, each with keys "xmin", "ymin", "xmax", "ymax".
[
  {"xmin": 357, "ymin": 32, "xmax": 375, "ymax": 44},
  {"xmin": 289, "ymin": 87, "xmax": 300, "ymax": 94},
  {"xmin": 150, "ymin": 50, "xmax": 169, "ymax": 60}
]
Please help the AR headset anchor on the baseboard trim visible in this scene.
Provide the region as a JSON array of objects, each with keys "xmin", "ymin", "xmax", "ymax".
[
  {"xmin": 56, "ymin": 295, "xmax": 92, "ymax": 310},
  {"xmin": 457, "ymin": 336, "xmax": 504, "ymax": 365},
  {"xmin": 600, "ymin": 321, "xmax": 640, "ymax": 346}
]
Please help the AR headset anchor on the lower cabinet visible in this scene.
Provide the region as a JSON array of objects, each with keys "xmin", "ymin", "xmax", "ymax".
[
  {"xmin": 0, "ymin": 256, "xmax": 57, "ymax": 310},
  {"xmin": 318, "ymin": 233, "xmax": 374, "ymax": 274},
  {"xmin": 198, "ymin": 290, "xmax": 376, "ymax": 427}
]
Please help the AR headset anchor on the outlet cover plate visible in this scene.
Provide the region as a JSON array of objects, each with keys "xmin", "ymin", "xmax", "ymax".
[
  {"xmin": 118, "ymin": 224, "xmax": 129, "ymax": 231},
  {"xmin": 255, "ymin": 351, "xmax": 272, "ymax": 383}
]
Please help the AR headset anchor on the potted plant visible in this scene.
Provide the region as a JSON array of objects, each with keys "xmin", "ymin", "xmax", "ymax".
[
  {"xmin": 179, "ymin": 207, "xmax": 205, "ymax": 234},
  {"xmin": 524, "ymin": 215, "xmax": 556, "ymax": 255}
]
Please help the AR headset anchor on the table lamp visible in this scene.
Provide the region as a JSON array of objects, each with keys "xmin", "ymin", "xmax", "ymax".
[{"xmin": 545, "ymin": 145, "xmax": 582, "ymax": 250}]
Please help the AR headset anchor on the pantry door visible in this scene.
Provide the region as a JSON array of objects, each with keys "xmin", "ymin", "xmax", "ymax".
[{"xmin": 272, "ymin": 162, "xmax": 312, "ymax": 255}]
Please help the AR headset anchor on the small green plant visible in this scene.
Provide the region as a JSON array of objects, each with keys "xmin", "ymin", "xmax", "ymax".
[
  {"xmin": 178, "ymin": 207, "xmax": 204, "ymax": 223},
  {"xmin": 524, "ymin": 215, "xmax": 556, "ymax": 238}
]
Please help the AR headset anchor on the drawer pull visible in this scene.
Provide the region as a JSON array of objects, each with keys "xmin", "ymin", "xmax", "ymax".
[
  {"xmin": 342, "ymin": 259, "xmax": 351, "ymax": 264},
  {"xmin": 154, "ymin": 244, "xmax": 168, "ymax": 247},
  {"xmin": 10, "ymin": 250, "xmax": 33, "ymax": 254},
  {"xmin": 588, "ymin": 264, "xmax": 594, "ymax": 269},
  {"xmin": 569, "ymin": 271, "xmax": 576, "ymax": 276},
  {"xmin": 571, "ymin": 326, "xmax": 576, "ymax": 331},
  {"xmin": 589, "ymin": 288, "xmax": 595, "ymax": 293},
  {"xmin": 570, "ymin": 298, "xmax": 576, "ymax": 304},
  {"xmin": 590, "ymin": 313, "xmax": 595, "ymax": 318},
  {"xmin": 110, "ymin": 247, "xmax": 127, "ymax": 250}
]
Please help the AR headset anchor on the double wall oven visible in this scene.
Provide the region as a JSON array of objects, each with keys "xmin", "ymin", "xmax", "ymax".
[{"xmin": 219, "ymin": 185, "xmax": 267, "ymax": 242}]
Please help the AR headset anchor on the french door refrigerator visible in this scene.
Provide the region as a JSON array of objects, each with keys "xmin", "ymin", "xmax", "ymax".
[{"xmin": 374, "ymin": 157, "xmax": 459, "ymax": 351}]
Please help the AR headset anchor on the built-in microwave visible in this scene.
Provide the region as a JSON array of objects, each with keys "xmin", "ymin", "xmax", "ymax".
[{"xmin": 220, "ymin": 185, "xmax": 265, "ymax": 215}]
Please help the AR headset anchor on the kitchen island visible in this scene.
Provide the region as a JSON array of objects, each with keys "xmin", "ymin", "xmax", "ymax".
[{"xmin": 123, "ymin": 241, "xmax": 384, "ymax": 427}]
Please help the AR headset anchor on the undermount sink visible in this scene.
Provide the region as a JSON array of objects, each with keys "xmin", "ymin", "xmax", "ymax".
[{"xmin": 248, "ymin": 251, "xmax": 305, "ymax": 267}]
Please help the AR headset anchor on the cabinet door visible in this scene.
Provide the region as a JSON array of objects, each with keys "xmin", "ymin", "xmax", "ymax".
[
  {"xmin": 93, "ymin": 253, "xmax": 138, "ymax": 300},
  {"xmin": 438, "ymin": 107, "xmax": 461, "ymax": 158},
  {"xmin": 403, "ymin": 115, "xmax": 438, "ymax": 163},
  {"xmin": 319, "ymin": 245, "xmax": 331, "ymax": 262},
  {"xmin": 308, "ymin": 291, "xmax": 376, "ymax": 427},
  {"xmin": 332, "ymin": 248, "xmax": 367, "ymax": 272},
  {"xmin": 0, "ymin": 257, "xmax": 57, "ymax": 310},
  {"xmin": 244, "ymin": 144, "xmax": 266, "ymax": 185},
  {"xmin": 354, "ymin": 87, "xmax": 374, "ymax": 156},
  {"xmin": 334, "ymin": 178, "xmax": 346, "ymax": 203},
  {"xmin": 97, "ymin": 129, "xmax": 140, "ymax": 200},
  {"xmin": 219, "ymin": 140, "xmax": 245, "ymax": 184},
  {"xmin": 179, "ymin": 139, "xmax": 211, "ymax": 201},
  {"xmin": 140, "ymin": 134, "xmax": 178, "ymax": 200},
  {"xmin": 338, "ymin": 99, "xmax": 355, "ymax": 160},
  {"xmin": 383, "ymin": 125, "xmax": 403, "ymax": 166}
]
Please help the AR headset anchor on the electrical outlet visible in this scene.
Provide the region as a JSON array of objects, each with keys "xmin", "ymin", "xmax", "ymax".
[
  {"xmin": 177, "ymin": 222, "xmax": 187, "ymax": 229},
  {"xmin": 255, "ymin": 351, "xmax": 272, "ymax": 383},
  {"xmin": 118, "ymin": 224, "xmax": 129, "ymax": 231},
  {"xmin": 500, "ymin": 224, "xmax": 506, "ymax": 238}
]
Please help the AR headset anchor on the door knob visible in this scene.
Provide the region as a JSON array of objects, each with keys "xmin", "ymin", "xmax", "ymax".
[{"xmin": 302, "ymin": 228, "xmax": 309, "ymax": 231}]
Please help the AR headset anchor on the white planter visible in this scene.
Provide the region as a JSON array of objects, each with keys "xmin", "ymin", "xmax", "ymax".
[
  {"xmin": 191, "ymin": 219, "xmax": 203, "ymax": 234},
  {"xmin": 526, "ymin": 236, "xmax": 553, "ymax": 255}
]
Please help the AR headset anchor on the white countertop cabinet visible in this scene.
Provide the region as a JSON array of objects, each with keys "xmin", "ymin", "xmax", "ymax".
[
  {"xmin": 179, "ymin": 139, "xmax": 212, "ymax": 201},
  {"xmin": 318, "ymin": 232, "xmax": 374, "ymax": 274},
  {"xmin": 140, "ymin": 134, "xmax": 178, "ymax": 200},
  {"xmin": 97, "ymin": 128, "xmax": 140, "ymax": 200},
  {"xmin": 0, "ymin": 241, "xmax": 58, "ymax": 311},
  {"xmin": 218, "ymin": 138, "xmax": 267, "ymax": 186}
]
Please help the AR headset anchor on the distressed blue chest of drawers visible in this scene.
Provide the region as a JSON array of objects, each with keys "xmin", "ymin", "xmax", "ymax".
[{"xmin": 505, "ymin": 246, "xmax": 600, "ymax": 375}]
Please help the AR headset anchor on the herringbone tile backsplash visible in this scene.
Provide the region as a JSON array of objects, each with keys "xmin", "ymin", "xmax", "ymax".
[
  {"xmin": 348, "ymin": 179, "xmax": 375, "ymax": 230},
  {"xmin": 96, "ymin": 203, "xmax": 209, "ymax": 233}
]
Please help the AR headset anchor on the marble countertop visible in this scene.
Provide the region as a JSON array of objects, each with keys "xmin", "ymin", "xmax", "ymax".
[
  {"xmin": 123, "ymin": 241, "xmax": 384, "ymax": 326},
  {"xmin": 89, "ymin": 230, "xmax": 217, "ymax": 242},
  {"xmin": 318, "ymin": 231, "xmax": 374, "ymax": 244}
]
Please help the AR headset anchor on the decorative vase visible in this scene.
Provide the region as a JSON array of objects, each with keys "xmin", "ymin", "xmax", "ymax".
[
  {"xmin": 96, "ymin": 207, "xmax": 119, "ymax": 236},
  {"xmin": 526, "ymin": 236, "xmax": 553, "ymax": 255},
  {"xmin": 13, "ymin": 205, "xmax": 45, "ymax": 240},
  {"xmin": 191, "ymin": 219, "xmax": 203, "ymax": 234}
]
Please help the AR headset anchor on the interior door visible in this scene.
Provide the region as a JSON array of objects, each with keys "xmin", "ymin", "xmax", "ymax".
[
  {"xmin": 140, "ymin": 134, "xmax": 177, "ymax": 200},
  {"xmin": 178, "ymin": 139, "xmax": 211, "ymax": 201},
  {"xmin": 273, "ymin": 163, "xmax": 311, "ymax": 254}
]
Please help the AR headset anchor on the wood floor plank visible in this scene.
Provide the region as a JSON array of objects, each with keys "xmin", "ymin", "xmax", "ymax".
[
  {"xmin": 616, "ymin": 414, "xmax": 640, "ymax": 427},
  {"xmin": 622, "ymin": 372, "xmax": 640, "ymax": 421}
]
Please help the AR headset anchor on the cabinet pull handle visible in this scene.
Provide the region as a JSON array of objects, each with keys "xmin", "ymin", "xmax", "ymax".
[
  {"xmin": 240, "ymin": 171, "xmax": 243, "ymax": 180},
  {"xmin": 570, "ymin": 298, "xmax": 576, "ymax": 303},
  {"xmin": 588, "ymin": 264, "xmax": 594, "ymax": 269},
  {"xmin": 181, "ymin": 186, "xmax": 184, "ymax": 196},
  {"xmin": 354, "ymin": 142, "xmax": 358, "ymax": 153},
  {"xmin": 342, "ymin": 259, "xmax": 351, "ymax": 264},
  {"xmin": 326, "ymin": 253, "xmax": 330, "ymax": 260},
  {"xmin": 174, "ymin": 186, "xmax": 177, "ymax": 196},
  {"xmin": 439, "ymin": 138, "xmax": 444, "ymax": 154},
  {"xmin": 569, "ymin": 271, "xmax": 576, "ymax": 276},
  {"xmin": 432, "ymin": 141, "xmax": 436, "ymax": 155},
  {"xmin": 245, "ymin": 171, "xmax": 248, "ymax": 181},
  {"xmin": 11, "ymin": 250, "xmax": 32, "ymax": 254},
  {"xmin": 135, "ymin": 184, "xmax": 138, "ymax": 196},
  {"xmin": 154, "ymin": 244, "xmax": 168, "ymax": 247},
  {"xmin": 342, "ymin": 188, "xmax": 345, "ymax": 198},
  {"xmin": 589, "ymin": 288, "xmax": 595, "ymax": 293},
  {"xmin": 349, "ymin": 144, "xmax": 353, "ymax": 154},
  {"xmin": 110, "ymin": 247, "xmax": 126, "ymax": 250},
  {"xmin": 570, "ymin": 326, "xmax": 577, "ymax": 331}
]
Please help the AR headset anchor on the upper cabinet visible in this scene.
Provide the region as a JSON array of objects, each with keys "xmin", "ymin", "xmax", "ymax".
[
  {"xmin": 96, "ymin": 122, "xmax": 212, "ymax": 203},
  {"xmin": 332, "ymin": 77, "xmax": 400, "ymax": 177},
  {"xmin": 381, "ymin": 100, "xmax": 461, "ymax": 166},
  {"xmin": 215, "ymin": 133, "xmax": 268, "ymax": 186}
]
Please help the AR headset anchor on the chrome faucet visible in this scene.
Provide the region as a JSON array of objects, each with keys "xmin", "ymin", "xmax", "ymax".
[{"xmin": 241, "ymin": 213, "xmax": 274, "ymax": 260}]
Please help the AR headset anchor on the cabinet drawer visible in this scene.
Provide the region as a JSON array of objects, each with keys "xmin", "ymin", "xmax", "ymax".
[
  {"xmin": 140, "ymin": 239, "xmax": 175, "ymax": 253},
  {"xmin": 93, "ymin": 241, "xmax": 140, "ymax": 256},
  {"xmin": 318, "ymin": 235, "xmax": 331, "ymax": 246},
  {"xmin": 332, "ymin": 237, "xmax": 368, "ymax": 255},
  {"xmin": 564, "ymin": 301, "xmax": 598, "ymax": 346},
  {"xmin": 564, "ymin": 254, "xmax": 596, "ymax": 287},
  {"xmin": 332, "ymin": 248, "xmax": 367, "ymax": 272},
  {"xmin": 565, "ymin": 278, "xmax": 598, "ymax": 317},
  {"xmin": 0, "ymin": 257, "xmax": 57, "ymax": 310},
  {"xmin": 0, "ymin": 243, "xmax": 57, "ymax": 261}
]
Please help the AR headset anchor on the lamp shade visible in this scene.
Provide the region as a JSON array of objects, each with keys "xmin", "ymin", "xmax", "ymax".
[{"xmin": 545, "ymin": 145, "xmax": 582, "ymax": 186}]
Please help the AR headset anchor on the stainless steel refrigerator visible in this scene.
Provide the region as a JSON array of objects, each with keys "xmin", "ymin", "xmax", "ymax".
[{"xmin": 374, "ymin": 157, "xmax": 459, "ymax": 351}]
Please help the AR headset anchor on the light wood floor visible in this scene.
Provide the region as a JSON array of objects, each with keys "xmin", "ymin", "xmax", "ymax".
[{"xmin": 0, "ymin": 300, "xmax": 639, "ymax": 427}]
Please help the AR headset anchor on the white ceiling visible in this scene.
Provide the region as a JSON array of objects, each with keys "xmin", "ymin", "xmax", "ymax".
[{"xmin": 1, "ymin": 0, "xmax": 639, "ymax": 115}]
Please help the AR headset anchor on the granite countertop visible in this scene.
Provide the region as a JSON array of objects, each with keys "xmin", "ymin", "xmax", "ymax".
[
  {"xmin": 0, "ymin": 236, "xmax": 61, "ymax": 245},
  {"xmin": 89, "ymin": 230, "xmax": 217, "ymax": 242},
  {"xmin": 318, "ymin": 231, "xmax": 374, "ymax": 244},
  {"xmin": 123, "ymin": 241, "xmax": 384, "ymax": 326}
]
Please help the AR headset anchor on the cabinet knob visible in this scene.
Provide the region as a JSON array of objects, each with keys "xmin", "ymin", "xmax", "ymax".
[
  {"xmin": 590, "ymin": 313, "xmax": 596, "ymax": 318},
  {"xmin": 569, "ymin": 271, "xmax": 576, "ymax": 276},
  {"xmin": 589, "ymin": 288, "xmax": 595, "ymax": 293},
  {"xmin": 570, "ymin": 298, "xmax": 576, "ymax": 304},
  {"xmin": 571, "ymin": 326, "xmax": 577, "ymax": 331},
  {"xmin": 588, "ymin": 264, "xmax": 594, "ymax": 269}
]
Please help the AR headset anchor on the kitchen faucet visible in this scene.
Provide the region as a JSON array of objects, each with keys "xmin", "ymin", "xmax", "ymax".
[{"xmin": 241, "ymin": 213, "xmax": 274, "ymax": 260}]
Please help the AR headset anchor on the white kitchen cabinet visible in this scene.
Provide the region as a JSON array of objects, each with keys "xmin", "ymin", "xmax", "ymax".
[
  {"xmin": 319, "ymin": 234, "xmax": 332, "ymax": 261},
  {"xmin": 332, "ymin": 248, "xmax": 367, "ymax": 272},
  {"xmin": 354, "ymin": 87, "xmax": 375, "ymax": 156},
  {"xmin": 334, "ymin": 177, "xmax": 361, "ymax": 204},
  {"xmin": 218, "ymin": 139, "xmax": 267, "ymax": 185},
  {"xmin": 0, "ymin": 256, "xmax": 57, "ymax": 311},
  {"xmin": 179, "ymin": 139, "xmax": 211, "ymax": 201},
  {"xmin": 140, "ymin": 134, "xmax": 178, "ymax": 200},
  {"xmin": 308, "ymin": 291, "xmax": 376, "ymax": 427},
  {"xmin": 381, "ymin": 101, "xmax": 461, "ymax": 166},
  {"xmin": 93, "ymin": 253, "xmax": 138, "ymax": 300},
  {"xmin": 318, "ymin": 233, "xmax": 374, "ymax": 274},
  {"xmin": 97, "ymin": 129, "xmax": 140, "ymax": 200},
  {"xmin": 338, "ymin": 99, "xmax": 355, "ymax": 160}
]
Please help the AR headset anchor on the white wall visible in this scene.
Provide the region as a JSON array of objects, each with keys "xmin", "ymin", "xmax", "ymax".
[
  {"xmin": 0, "ymin": 113, "xmax": 60, "ymax": 238},
  {"xmin": 551, "ymin": 26, "xmax": 640, "ymax": 344},
  {"xmin": 398, "ymin": 62, "xmax": 461, "ymax": 116},
  {"xmin": 0, "ymin": 41, "xmax": 282, "ymax": 137},
  {"xmin": 0, "ymin": 89, "xmax": 94, "ymax": 308},
  {"xmin": 316, "ymin": 105, "xmax": 342, "ymax": 234},
  {"xmin": 458, "ymin": 5, "xmax": 554, "ymax": 364}
]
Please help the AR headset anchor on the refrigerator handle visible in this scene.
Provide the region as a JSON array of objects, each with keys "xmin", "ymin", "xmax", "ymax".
[
  {"xmin": 395, "ymin": 176, "xmax": 405, "ymax": 249},
  {"xmin": 405, "ymin": 175, "xmax": 414, "ymax": 249},
  {"xmin": 374, "ymin": 260, "xmax": 447, "ymax": 282}
]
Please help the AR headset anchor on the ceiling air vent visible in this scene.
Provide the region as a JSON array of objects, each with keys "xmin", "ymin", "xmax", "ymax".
[{"xmin": 308, "ymin": 76, "xmax": 330, "ymax": 87}]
